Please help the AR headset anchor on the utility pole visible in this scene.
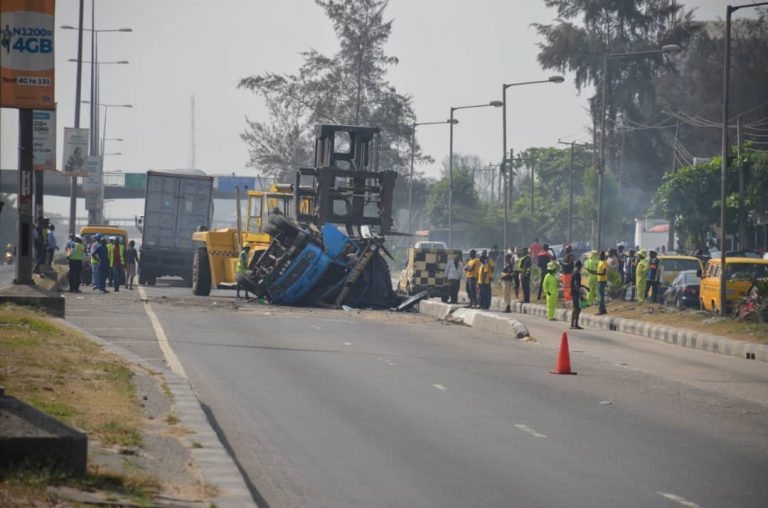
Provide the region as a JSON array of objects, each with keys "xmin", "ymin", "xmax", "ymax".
[
  {"xmin": 69, "ymin": 0, "xmax": 85, "ymax": 235},
  {"xmin": 529, "ymin": 158, "xmax": 535, "ymax": 215},
  {"xmin": 667, "ymin": 120, "xmax": 680, "ymax": 252},
  {"xmin": 737, "ymin": 113, "xmax": 747, "ymax": 249}
]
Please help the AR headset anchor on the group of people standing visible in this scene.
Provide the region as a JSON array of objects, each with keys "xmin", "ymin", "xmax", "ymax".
[
  {"xmin": 441, "ymin": 238, "xmax": 665, "ymax": 330},
  {"xmin": 66, "ymin": 234, "xmax": 138, "ymax": 293}
]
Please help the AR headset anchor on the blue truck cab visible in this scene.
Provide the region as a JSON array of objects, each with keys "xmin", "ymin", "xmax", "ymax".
[{"xmin": 265, "ymin": 224, "xmax": 354, "ymax": 304}]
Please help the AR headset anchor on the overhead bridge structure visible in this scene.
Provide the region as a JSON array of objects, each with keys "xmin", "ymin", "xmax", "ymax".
[{"xmin": 0, "ymin": 170, "xmax": 264, "ymax": 200}]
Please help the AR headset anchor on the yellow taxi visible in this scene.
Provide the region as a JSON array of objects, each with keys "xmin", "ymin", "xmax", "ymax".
[
  {"xmin": 699, "ymin": 257, "xmax": 768, "ymax": 313},
  {"xmin": 658, "ymin": 255, "xmax": 703, "ymax": 286}
]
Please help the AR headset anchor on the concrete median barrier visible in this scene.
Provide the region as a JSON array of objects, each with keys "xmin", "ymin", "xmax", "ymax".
[{"xmin": 417, "ymin": 300, "xmax": 529, "ymax": 339}]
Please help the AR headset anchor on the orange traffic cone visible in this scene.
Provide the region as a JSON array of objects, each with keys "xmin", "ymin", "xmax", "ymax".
[{"xmin": 551, "ymin": 332, "xmax": 577, "ymax": 375}]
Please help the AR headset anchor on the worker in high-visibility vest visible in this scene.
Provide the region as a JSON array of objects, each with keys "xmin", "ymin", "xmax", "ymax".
[
  {"xmin": 585, "ymin": 250, "xmax": 599, "ymax": 305},
  {"xmin": 236, "ymin": 243, "xmax": 250, "ymax": 299},
  {"xmin": 67, "ymin": 235, "xmax": 86, "ymax": 293},
  {"xmin": 636, "ymin": 250, "xmax": 649, "ymax": 304},
  {"xmin": 543, "ymin": 260, "xmax": 559, "ymax": 320}
]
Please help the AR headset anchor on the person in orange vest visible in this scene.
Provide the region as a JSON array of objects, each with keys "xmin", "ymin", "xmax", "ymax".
[
  {"xmin": 464, "ymin": 249, "xmax": 479, "ymax": 308},
  {"xmin": 560, "ymin": 244, "xmax": 575, "ymax": 303}
]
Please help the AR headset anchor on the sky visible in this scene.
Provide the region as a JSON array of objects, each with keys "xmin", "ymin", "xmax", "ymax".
[{"xmin": 0, "ymin": 0, "xmax": 747, "ymax": 219}]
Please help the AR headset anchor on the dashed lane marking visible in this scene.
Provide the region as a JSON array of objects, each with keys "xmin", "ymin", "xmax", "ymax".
[
  {"xmin": 344, "ymin": 341, "xmax": 352, "ymax": 346},
  {"xmin": 433, "ymin": 384, "xmax": 447, "ymax": 391},
  {"xmin": 137, "ymin": 286, "xmax": 188, "ymax": 378},
  {"xmin": 514, "ymin": 424, "xmax": 547, "ymax": 438},
  {"xmin": 377, "ymin": 358, "xmax": 396, "ymax": 366},
  {"xmin": 656, "ymin": 492, "xmax": 702, "ymax": 508}
]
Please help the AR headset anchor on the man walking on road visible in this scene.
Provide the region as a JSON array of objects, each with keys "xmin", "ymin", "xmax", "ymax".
[
  {"xmin": 570, "ymin": 259, "xmax": 584, "ymax": 329},
  {"xmin": 125, "ymin": 240, "xmax": 138, "ymax": 290}
]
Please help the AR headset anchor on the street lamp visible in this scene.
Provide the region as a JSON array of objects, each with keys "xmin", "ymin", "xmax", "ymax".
[
  {"xmin": 558, "ymin": 140, "xmax": 592, "ymax": 243},
  {"xmin": 719, "ymin": 2, "xmax": 768, "ymax": 316},
  {"xmin": 81, "ymin": 101, "xmax": 132, "ymax": 156},
  {"xmin": 61, "ymin": 21, "xmax": 132, "ymax": 225},
  {"xmin": 596, "ymin": 44, "xmax": 681, "ymax": 251},
  {"xmin": 408, "ymin": 119, "xmax": 457, "ymax": 243},
  {"xmin": 448, "ymin": 100, "xmax": 503, "ymax": 247},
  {"xmin": 501, "ymin": 76, "xmax": 564, "ymax": 250}
]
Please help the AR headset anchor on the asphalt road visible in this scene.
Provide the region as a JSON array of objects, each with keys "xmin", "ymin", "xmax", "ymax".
[{"xmin": 132, "ymin": 279, "xmax": 768, "ymax": 508}]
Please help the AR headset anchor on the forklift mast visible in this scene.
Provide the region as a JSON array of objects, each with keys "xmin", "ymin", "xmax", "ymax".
[{"xmin": 295, "ymin": 125, "xmax": 397, "ymax": 235}]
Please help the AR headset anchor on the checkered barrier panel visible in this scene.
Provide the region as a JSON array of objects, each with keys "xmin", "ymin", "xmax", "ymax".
[{"xmin": 406, "ymin": 248, "xmax": 462, "ymax": 290}]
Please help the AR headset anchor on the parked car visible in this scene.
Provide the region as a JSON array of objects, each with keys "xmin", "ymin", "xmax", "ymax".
[
  {"xmin": 663, "ymin": 270, "xmax": 700, "ymax": 309},
  {"xmin": 699, "ymin": 257, "xmax": 768, "ymax": 313},
  {"xmin": 658, "ymin": 255, "xmax": 703, "ymax": 296}
]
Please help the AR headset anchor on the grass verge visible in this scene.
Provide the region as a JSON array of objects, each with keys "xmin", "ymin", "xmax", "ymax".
[{"xmin": 0, "ymin": 304, "xmax": 150, "ymax": 504}]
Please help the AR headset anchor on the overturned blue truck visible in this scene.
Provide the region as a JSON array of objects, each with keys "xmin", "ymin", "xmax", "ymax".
[{"xmin": 236, "ymin": 125, "xmax": 401, "ymax": 309}]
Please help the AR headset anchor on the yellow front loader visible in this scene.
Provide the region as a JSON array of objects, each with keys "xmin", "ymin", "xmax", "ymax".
[{"xmin": 191, "ymin": 184, "xmax": 311, "ymax": 296}]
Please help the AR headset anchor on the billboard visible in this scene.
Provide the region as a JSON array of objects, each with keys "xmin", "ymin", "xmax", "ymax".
[
  {"xmin": 32, "ymin": 109, "xmax": 55, "ymax": 170},
  {"xmin": 0, "ymin": 0, "xmax": 56, "ymax": 110},
  {"xmin": 82, "ymin": 155, "xmax": 102, "ymax": 199},
  {"xmin": 62, "ymin": 127, "xmax": 89, "ymax": 175}
]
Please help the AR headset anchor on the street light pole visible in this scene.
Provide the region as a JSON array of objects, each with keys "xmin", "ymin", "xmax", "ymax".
[
  {"xmin": 596, "ymin": 44, "xmax": 681, "ymax": 252},
  {"xmin": 558, "ymin": 140, "xmax": 592, "ymax": 243},
  {"xmin": 68, "ymin": 0, "xmax": 85, "ymax": 236},
  {"xmin": 62, "ymin": 22, "xmax": 132, "ymax": 225},
  {"xmin": 448, "ymin": 100, "xmax": 503, "ymax": 248},
  {"xmin": 408, "ymin": 119, "xmax": 455, "ymax": 244},
  {"xmin": 719, "ymin": 2, "xmax": 768, "ymax": 316},
  {"xmin": 501, "ymin": 76, "xmax": 564, "ymax": 250}
]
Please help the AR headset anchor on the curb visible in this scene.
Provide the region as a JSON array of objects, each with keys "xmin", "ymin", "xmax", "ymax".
[
  {"xmin": 56, "ymin": 319, "xmax": 259, "ymax": 508},
  {"xmin": 419, "ymin": 293, "xmax": 768, "ymax": 363}
]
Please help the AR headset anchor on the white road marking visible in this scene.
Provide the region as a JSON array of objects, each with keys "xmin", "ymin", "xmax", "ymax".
[
  {"xmin": 137, "ymin": 286, "xmax": 188, "ymax": 378},
  {"xmin": 344, "ymin": 341, "xmax": 352, "ymax": 346},
  {"xmin": 432, "ymin": 384, "xmax": 447, "ymax": 391},
  {"xmin": 377, "ymin": 358, "xmax": 396, "ymax": 366},
  {"xmin": 311, "ymin": 324, "xmax": 323, "ymax": 330},
  {"xmin": 656, "ymin": 492, "xmax": 702, "ymax": 508},
  {"xmin": 514, "ymin": 424, "xmax": 547, "ymax": 438}
]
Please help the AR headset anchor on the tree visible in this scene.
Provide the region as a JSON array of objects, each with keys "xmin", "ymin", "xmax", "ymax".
[
  {"xmin": 534, "ymin": 0, "xmax": 698, "ymax": 210},
  {"xmin": 239, "ymin": 0, "xmax": 419, "ymax": 182},
  {"xmin": 656, "ymin": 12, "xmax": 768, "ymax": 160},
  {"xmin": 651, "ymin": 150, "xmax": 768, "ymax": 250}
]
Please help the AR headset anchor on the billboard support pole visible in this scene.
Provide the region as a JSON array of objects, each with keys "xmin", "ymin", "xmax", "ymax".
[{"xmin": 16, "ymin": 109, "xmax": 35, "ymax": 284}]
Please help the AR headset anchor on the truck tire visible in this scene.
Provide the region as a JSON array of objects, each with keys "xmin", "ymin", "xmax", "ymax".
[{"xmin": 192, "ymin": 247, "xmax": 212, "ymax": 296}]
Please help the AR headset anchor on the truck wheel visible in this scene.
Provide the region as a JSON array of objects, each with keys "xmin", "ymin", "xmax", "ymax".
[
  {"xmin": 147, "ymin": 275, "xmax": 157, "ymax": 286},
  {"xmin": 192, "ymin": 247, "xmax": 212, "ymax": 296}
]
